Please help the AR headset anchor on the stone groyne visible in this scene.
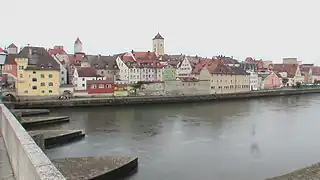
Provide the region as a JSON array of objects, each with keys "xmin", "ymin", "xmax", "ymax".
[{"xmin": 7, "ymin": 88, "xmax": 320, "ymax": 108}]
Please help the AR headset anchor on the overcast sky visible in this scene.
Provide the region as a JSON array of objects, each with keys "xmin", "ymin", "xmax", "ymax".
[{"xmin": 2, "ymin": 0, "xmax": 320, "ymax": 64}]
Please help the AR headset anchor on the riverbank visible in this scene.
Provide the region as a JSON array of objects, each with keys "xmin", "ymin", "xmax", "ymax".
[{"xmin": 6, "ymin": 88, "xmax": 320, "ymax": 108}]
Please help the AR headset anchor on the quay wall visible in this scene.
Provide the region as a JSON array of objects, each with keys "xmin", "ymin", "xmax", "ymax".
[
  {"xmin": 0, "ymin": 104, "xmax": 65, "ymax": 179},
  {"xmin": 9, "ymin": 88, "xmax": 320, "ymax": 108}
]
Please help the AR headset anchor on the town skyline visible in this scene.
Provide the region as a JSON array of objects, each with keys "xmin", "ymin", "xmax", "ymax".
[{"xmin": 3, "ymin": 0, "xmax": 320, "ymax": 64}]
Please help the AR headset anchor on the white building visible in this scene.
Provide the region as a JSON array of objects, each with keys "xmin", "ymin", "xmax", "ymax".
[
  {"xmin": 176, "ymin": 57, "xmax": 194, "ymax": 77},
  {"xmin": 116, "ymin": 51, "xmax": 164, "ymax": 84},
  {"xmin": 49, "ymin": 46, "xmax": 69, "ymax": 85},
  {"xmin": 152, "ymin": 33, "xmax": 165, "ymax": 56},
  {"xmin": 72, "ymin": 67, "xmax": 105, "ymax": 91},
  {"xmin": 74, "ymin": 37, "xmax": 83, "ymax": 54},
  {"xmin": 240, "ymin": 62, "xmax": 259, "ymax": 91}
]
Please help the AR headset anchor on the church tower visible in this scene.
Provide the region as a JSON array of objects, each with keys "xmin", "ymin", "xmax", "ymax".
[
  {"xmin": 74, "ymin": 37, "xmax": 83, "ymax": 54},
  {"xmin": 152, "ymin": 33, "xmax": 164, "ymax": 56}
]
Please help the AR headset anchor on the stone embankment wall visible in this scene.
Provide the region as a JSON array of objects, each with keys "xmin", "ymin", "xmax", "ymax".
[
  {"xmin": 0, "ymin": 104, "xmax": 65, "ymax": 179},
  {"xmin": 9, "ymin": 88, "xmax": 320, "ymax": 108}
]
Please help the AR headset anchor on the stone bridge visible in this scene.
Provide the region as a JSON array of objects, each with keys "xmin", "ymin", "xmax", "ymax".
[{"xmin": 0, "ymin": 104, "xmax": 66, "ymax": 179}]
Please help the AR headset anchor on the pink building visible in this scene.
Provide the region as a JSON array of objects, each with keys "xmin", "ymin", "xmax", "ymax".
[{"xmin": 259, "ymin": 71, "xmax": 282, "ymax": 89}]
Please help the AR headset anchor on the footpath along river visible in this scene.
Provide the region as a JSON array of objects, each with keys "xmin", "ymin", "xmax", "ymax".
[{"xmin": 41, "ymin": 93, "xmax": 320, "ymax": 180}]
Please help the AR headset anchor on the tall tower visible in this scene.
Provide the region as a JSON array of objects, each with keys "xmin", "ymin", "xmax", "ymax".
[
  {"xmin": 152, "ymin": 33, "xmax": 164, "ymax": 56},
  {"xmin": 74, "ymin": 37, "xmax": 83, "ymax": 54}
]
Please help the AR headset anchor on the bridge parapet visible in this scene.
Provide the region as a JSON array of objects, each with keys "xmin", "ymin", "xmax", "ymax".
[{"xmin": 0, "ymin": 104, "xmax": 65, "ymax": 179}]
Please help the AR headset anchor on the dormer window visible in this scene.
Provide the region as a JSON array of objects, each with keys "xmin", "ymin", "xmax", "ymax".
[
  {"xmin": 48, "ymin": 63, "xmax": 52, "ymax": 68},
  {"xmin": 40, "ymin": 64, "xmax": 44, "ymax": 68}
]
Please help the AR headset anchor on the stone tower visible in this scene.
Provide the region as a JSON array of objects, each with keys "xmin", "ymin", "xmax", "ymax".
[
  {"xmin": 152, "ymin": 33, "xmax": 164, "ymax": 56},
  {"xmin": 74, "ymin": 37, "xmax": 83, "ymax": 54}
]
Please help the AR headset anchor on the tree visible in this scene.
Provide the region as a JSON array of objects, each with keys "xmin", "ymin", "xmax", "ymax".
[
  {"xmin": 296, "ymin": 82, "xmax": 301, "ymax": 88},
  {"xmin": 282, "ymin": 78, "xmax": 289, "ymax": 86},
  {"xmin": 131, "ymin": 81, "xmax": 144, "ymax": 96}
]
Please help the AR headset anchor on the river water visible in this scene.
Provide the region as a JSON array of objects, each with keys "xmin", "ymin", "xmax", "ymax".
[{"xmin": 44, "ymin": 94, "xmax": 320, "ymax": 180}]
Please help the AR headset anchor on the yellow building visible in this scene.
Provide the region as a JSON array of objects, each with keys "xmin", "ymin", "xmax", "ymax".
[
  {"xmin": 199, "ymin": 62, "xmax": 250, "ymax": 94},
  {"xmin": 15, "ymin": 47, "xmax": 60, "ymax": 98}
]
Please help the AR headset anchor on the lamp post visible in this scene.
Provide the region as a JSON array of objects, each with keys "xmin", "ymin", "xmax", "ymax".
[{"xmin": 0, "ymin": 52, "xmax": 6, "ymax": 104}]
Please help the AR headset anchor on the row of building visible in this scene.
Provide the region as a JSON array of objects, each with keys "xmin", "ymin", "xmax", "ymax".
[{"xmin": 0, "ymin": 33, "xmax": 319, "ymax": 99}]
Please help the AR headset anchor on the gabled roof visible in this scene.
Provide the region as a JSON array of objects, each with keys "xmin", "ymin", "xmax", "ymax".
[
  {"xmin": 76, "ymin": 67, "xmax": 101, "ymax": 77},
  {"xmin": 75, "ymin": 37, "xmax": 82, "ymax": 44},
  {"xmin": 18, "ymin": 46, "xmax": 60, "ymax": 71},
  {"xmin": 88, "ymin": 55, "xmax": 118, "ymax": 70},
  {"xmin": 0, "ymin": 47, "xmax": 3, "ymax": 52},
  {"xmin": 5, "ymin": 54, "xmax": 17, "ymax": 65},
  {"xmin": 153, "ymin": 33, "xmax": 164, "ymax": 40},
  {"xmin": 8, "ymin": 43, "xmax": 17, "ymax": 49},
  {"xmin": 270, "ymin": 64, "xmax": 298, "ymax": 78}
]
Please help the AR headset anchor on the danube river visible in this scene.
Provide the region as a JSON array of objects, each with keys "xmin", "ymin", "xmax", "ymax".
[{"xmin": 43, "ymin": 94, "xmax": 320, "ymax": 180}]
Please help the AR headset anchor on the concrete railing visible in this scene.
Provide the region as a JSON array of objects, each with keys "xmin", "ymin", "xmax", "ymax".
[{"xmin": 0, "ymin": 104, "xmax": 65, "ymax": 180}]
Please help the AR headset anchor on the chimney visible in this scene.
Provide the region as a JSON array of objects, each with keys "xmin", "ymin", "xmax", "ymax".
[{"xmin": 131, "ymin": 49, "xmax": 134, "ymax": 53}]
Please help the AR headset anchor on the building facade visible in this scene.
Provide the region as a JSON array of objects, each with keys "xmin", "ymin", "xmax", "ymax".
[
  {"xmin": 48, "ymin": 46, "xmax": 68, "ymax": 85},
  {"xmin": 87, "ymin": 80, "xmax": 114, "ymax": 95},
  {"xmin": 258, "ymin": 71, "xmax": 282, "ymax": 89},
  {"xmin": 72, "ymin": 67, "xmax": 105, "ymax": 91},
  {"xmin": 152, "ymin": 33, "xmax": 164, "ymax": 56},
  {"xmin": 116, "ymin": 51, "xmax": 164, "ymax": 84},
  {"xmin": 15, "ymin": 47, "xmax": 60, "ymax": 97}
]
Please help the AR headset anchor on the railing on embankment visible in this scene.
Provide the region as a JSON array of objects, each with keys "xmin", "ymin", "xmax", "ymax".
[
  {"xmin": 0, "ymin": 104, "xmax": 66, "ymax": 179},
  {"xmin": 7, "ymin": 88, "xmax": 320, "ymax": 108}
]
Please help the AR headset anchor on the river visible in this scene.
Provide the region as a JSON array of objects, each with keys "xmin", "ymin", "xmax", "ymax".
[{"xmin": 42, "ymin": 94, "xmax": 320, "ymax": 180}]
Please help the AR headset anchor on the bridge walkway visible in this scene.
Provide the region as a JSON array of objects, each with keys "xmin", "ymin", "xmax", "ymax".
[{"xmin": 0, "ymin": 133, "xmax": 15, "ymax": 180}]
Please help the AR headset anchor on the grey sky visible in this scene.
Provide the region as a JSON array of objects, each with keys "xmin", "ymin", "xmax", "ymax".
[{"xmin": 2, "ymin": 0, "xmax": 320, "ymax": 64}]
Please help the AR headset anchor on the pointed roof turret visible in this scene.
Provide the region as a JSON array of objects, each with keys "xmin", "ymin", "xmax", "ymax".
[
  {"xmin": 8, "ymin": 43, "xmax": 17, "ymax": 49},
  {"xmin": 75, "ymin": 37, "xmax": 82, "ymax": 44},
  {"xmin": 153, "ymin": 33, "xmax": 164, "ymax": 40}
]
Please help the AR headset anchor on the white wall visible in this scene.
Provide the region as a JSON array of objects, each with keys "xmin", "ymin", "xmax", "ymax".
[
  {"xmin": 0, "ymin": 105, "xmax": 65, "ymax": 179},
  {"xmin": 176, "ymin": 58, "xmax": 192, "ymax": 77}
]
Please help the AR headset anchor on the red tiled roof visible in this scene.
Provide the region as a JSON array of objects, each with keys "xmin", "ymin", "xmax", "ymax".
[
  {"xmin": 48, "ymin": 46, "xmax": 67, "ymax": 55},
  {"xmin": 121, "ymin": 51, "xmax": 163, "ymax": 68},
  {"xmin": 69, "ymin": 54, "xmax": 86, "ymax": 65},
  {"xmin": 5, "ymin": 54, "xmax": 17, "ymax": 64},
  {"xmin": 270, "ymin": 64, "xmax": 298, "ymax": 77},
  {"xmin": 192, "ymin": 60, "xmax": 219, "ymax": 74},
  {"xmin": 8, "ymin": 43, "xmax": 17, "ymax": 49},
  {"xmin": 0, "ymin": 47, "xmax": 3, "ymax": 52},
  {"xmin": 76, "ymin": 67, "xmax": 101, "ymax": 77}
]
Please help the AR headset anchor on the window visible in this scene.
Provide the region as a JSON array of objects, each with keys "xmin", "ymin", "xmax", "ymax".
[
  {"xmin": 82, "ymin": 78, "xmax": 85, "ymax": 81},
  {"xmin": 42, "ymin": 90, "xmax": 45, "ymax": 93},
  {"xmin": 33, "ymin": 71, "xmax": 36, "ymax": 74},
  {"xmin": 19, "ymin": 74, "xmax": 23, "ymax": 78},
  {"xmin": 62, "ymin": 77, "xmax": 64, "ymax": 81},
  {"xmin": 40, "ymin": 74, "xmax": 45, "ymax": 78},
  {"xmin": 49, "ymin": 82, "xmax": 53, "ymax": 86},
  {"xmin": 32, "ymin": 78, "xmax": 37, "ymax": 82},
  {"xmin": 32, "ymin": 86, "xmax": 37, "ymax": 90},
  {"xmin": 82, "ymin": 84, "xmax": 85, "ymax": 87},
  {"xmin": 105, "ymin": 84, "xmax": 110, "ymax": 88},
  {"xmin": 91, "ymin": 84, "xmax": 97, "ymax": 89},
  {"xmin": 18, "ymin": 66, "xmax": 24, "ymax": 70},
  {"xmin": 62, "ymin": 71, "xmax": 64, "ymax": 74},
  {"xmin": 49, "ymin": 74, "xmax": 53, "ymax": 78},
  {"xmin": 40, "ymin": 82, "xmax": 45, "ymax": 86},
  {"xmin": 99, "ymin": 84, "xmax": 104, "ymax": 88},
  {"xmin": 49, "ymin": 90, "xmax": 52, "ymax": 93},
  {"xmin": 24, "ymin": 90, "xmax": 28, "ymax": 93}
]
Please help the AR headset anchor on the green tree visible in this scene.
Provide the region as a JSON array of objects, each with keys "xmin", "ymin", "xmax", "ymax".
[
  {"xmin": 131, "ymin": 81, "xmax": 144, "ymax": 96},
  {"xmin": 296, "ymin": 82, "xmax": 301, "ymax": 88}
]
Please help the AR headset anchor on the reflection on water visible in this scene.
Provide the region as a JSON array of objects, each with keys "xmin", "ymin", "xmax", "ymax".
[{"xmin": 44, "ymin": 94, "xmax": 320, "ymax": 180}]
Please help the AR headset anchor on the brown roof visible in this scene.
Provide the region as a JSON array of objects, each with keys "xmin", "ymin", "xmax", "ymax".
[
  {"xmin": 5, "ymin": 54, "xmax": 17, "ymax": 64},
  {"xmin": 18, "ymin": 46, "xmax": 60, "ymax": 71},
  {"xmin": 76, "ymin": 67, "xmax": 101, "ymax": 77},
  {"xmin": 88, "ymin": 55, "xmax": 118, "ymax": 70},
  {"xmin": 312, "ymin": 66, "xmax": 320, "ymax": 76},
  {"xmin": 153, "ymin": 33, "xmax": 164, "ymax": 40},
  {"xmin": 270, "ymin": 64, "xmax": 298, "ymax": 78},
  {"xmin": 206, "ymin": 61, "xmax": 249, "ymax": 75},
  {"xmin": 8, "ymin": 43, "xmax": 17, "ymax": 49},
  {"xmin": 87, "ymin": 80, "xmax": 114, "ymax": 84}
]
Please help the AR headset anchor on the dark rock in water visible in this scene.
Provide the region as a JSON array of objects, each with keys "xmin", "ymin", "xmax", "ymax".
[{"xmin": 52, "ymin": 156, "xmax": 138, "ymax": 180}]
